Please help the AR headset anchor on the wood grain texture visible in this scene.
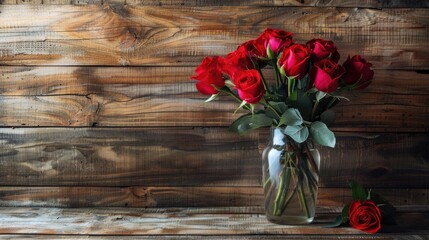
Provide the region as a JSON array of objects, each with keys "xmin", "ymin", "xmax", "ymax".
[
  {"xmin": 2, "ymin": 235, "xmax": 429, "ymax": 240},
  {"xmin": 0, "ymin": 127, "xmax": 427, "ymax": 187},
  {"xmin": 0, "ymin": 94, "xmax": 427, "ymax": 130},
  {"xmin": 1, "ymin": 67, "xmax": 428, "ymax": 96},
  {"xmin": 0, "ymin": 6, "xmax": 427, "ymax": 69},
  {"xmin": 2, "ymin": 0, "xmax": 429, "ymax": 7},
  {"xmin": 0, "ymin": 186, "xmax": 427, "ymax": 208},
  {"xmin": 0, "ymin": 67, "xmax": 427, "ymax": 129},
  {"xmin": 0, "ymin": 207, "xmax": 428, "ymax": 235}
]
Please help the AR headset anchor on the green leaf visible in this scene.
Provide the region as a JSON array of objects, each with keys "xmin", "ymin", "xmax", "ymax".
[
  {"xmin": 265, "ymin": 102, "xmax": 287, "ymax": 120},
  {"xmin": 316, "ymin": 91, "xmax": 327, "ymax": 101},
  {"xmin": 278, "ymin": 108, "xmax": 303, "ymax": 127},
  {"xmin": 229, "ymin": 112, "xmax": 273, "ymax": 135},
  {"xmin": 204, "ymin": 93, "xmax": 220, "ymax": 103},
  {"xmin": 310, "ymin": 121, "xmax": 336, "ymax": 148},
  {"xmin": 305, "ymin": 87, "xmax": 318, "ymax": 95},
  {"xmin": 284, "ymin": 125, "xmax": 309, "ymax": 143},
  {"xmin": 290, "ymin": 89, "xmax": 312, "ymax": 120},
  {"xmin": 324, "ymin": 215, "xmax": 343, "ymax": 228},
  {"xmin": 348, "ymin": 180, "xmax": 368, "ymax": 201},
  {"xmin": 342, "ymin": 204, "xmax": 350, "ymax": 223},
  {"xmin": 320, "ymin": 110, "xmax": 336, "ymax": 127},
  {"xmin": 371, "ymin": 192, "xmax": 397, "ymax": 225}
]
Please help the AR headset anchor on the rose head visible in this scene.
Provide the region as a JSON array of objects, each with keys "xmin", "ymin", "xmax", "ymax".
[
  {"xmin": 348, "ymin": 200, "xmax": 382, "ymax": 234},
  {"xmin": 233, "ymin": 69, "xmax": 265, "ymax": 104},
  {"xmin": 307, "ymin": 38, "xmax": 340, "ymax": 63},
  {"xmin": 241, "ymin": 39, "xmax": 267, "ymax": 59},
  {"xmin": 251, "ymin": 28, "xmax": 293, "ymax": 58},
  {"xmin": 310, "ymin": 59, "xmax": 345, "ymax": 93},
  {"xmin": 191, "ymin": 56, "xmax": 225, "ymax": 95},
  {"xmin": 278, "ymin": 44, "xmax": 310, "ymax": 80},
  {"xmin": 343, "ymin": 55, "xmax": 374, "ymax": 90},
  {"xmin": 223, "ymin": 45, "xmax": 254, "ymax": 79}
]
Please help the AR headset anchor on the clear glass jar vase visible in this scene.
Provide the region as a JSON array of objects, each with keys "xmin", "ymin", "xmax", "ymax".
[{"xmin": 262, "ymin": 127, "xmax": 320, "ymax": 224}]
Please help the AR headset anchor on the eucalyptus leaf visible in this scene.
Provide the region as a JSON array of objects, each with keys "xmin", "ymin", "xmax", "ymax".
[
  {"xmin": 284, "ymin": 125, "xmax": 309, "ymax": 143},
  {"xmin": 310, "ymin": 121, "xmax": 336, "ymax": 148},
  {"xmin": 278, "ymin": 108, "xmax": 303, "ymax": 127},
  {"xmin": 229, "ymin": 112, "xmax": 273, "ymax": 135}
]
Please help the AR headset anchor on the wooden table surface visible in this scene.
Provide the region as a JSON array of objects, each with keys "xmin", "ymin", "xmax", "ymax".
[{"xmin": 0, "ymin": 206, "xmax": 428, "ymax": 239}]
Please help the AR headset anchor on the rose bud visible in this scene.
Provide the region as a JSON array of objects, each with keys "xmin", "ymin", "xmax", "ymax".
[
  {"xmin": 251, "ymin": 28, "xmax": 294, "ymax": 59},
  {"xmin": 310, "ymin": 59, "xmax": 345, "ymax": 93},
  {"xmin": 278, "ymin": 44, "xmax": 310, "ymax": 80},
  {"xmin": 233, "ymin": 69, "xmax": 265, "ymax": 104},
  {"xmin": 191, "ymin": 56, "xmax": 225, "ymax": 95},
  {"xmin": 343, "ymin": 55, "xmax": 374, "ymax": 90},
  {"xmin": 348, "ymin": 200, "xmax": 382, "ymax": 234},
  {"xmin": 306, "ymin": 38, "xmax": 340, "ymax": 63}
]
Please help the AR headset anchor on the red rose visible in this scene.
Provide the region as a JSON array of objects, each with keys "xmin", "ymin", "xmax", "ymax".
[
  {"xmin": 258, "ymin": 28, "xmax": 294, "ymax": 55},
  {"xmin": 278, "ymin": 44, "xmax": 310, "ymax": 80},
  {"xmin": 233, "ymin": 70, "xmax": 265, "ymax": 104},
  {"xmin": 242, "ymin": 39, "xmax": 267, "ymax": 59},
  {"xmin": 348, "ymin": 200, "xmax": 382, "ymax": 234},
  {"xmin": 306, "ymin": 38, "xmax": 340, "ymax": 63},
  {"xmin": 310, "ymin": 59, "xmax": 345, "ymax": 93},
  {"xmin": 223, "ymin": 45, "xmax": 254, "ymax": 79},
  {"xmin": 191, "ymin": 56, "xmax": 225, "ymax": 95},
  {"xmin": 343, "ymin": 55, "xmax": 374, "ymax": 90}
]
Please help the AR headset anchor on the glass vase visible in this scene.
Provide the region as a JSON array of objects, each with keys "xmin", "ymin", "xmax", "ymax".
[{"xmin": 262, "ymin": 127, "xmax": 320, "ymax": 224}]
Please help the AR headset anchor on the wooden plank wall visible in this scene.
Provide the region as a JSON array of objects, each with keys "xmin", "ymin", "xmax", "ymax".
[{"xmin": 0, "ymin": 1, "xmax": 428, "ymax": 209}]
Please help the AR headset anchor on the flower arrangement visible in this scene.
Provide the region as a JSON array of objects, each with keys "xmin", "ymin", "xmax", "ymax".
[
  {"xmin": 191, "ymin": 28, "xmax": 375, "ymax": 223},
  {"xmin": 191, "ymin": 28, "xmax": 373, "ymax": 144},
  {"xmin": 328, "ymin": 180, "xmax": 396, "ymax": 234}
]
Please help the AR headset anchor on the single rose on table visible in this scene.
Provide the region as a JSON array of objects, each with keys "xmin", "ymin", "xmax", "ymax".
[
  {"xmin": 348, "ymin": 200, "xmax": 382, "ymax": 234},
  {"xmin": 327, "ymin": 180, "xmax": 396, "ymax": 234}
]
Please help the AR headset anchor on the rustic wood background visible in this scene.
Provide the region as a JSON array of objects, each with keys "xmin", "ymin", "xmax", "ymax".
[{"xmin": 0, "ymin": 0, "xmax": 428, "ymax": 210}]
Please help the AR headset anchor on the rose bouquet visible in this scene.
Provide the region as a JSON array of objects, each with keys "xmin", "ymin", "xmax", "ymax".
[{"xmin": 191, "ymin": 28, "xmax": 374, "ymax": 223}]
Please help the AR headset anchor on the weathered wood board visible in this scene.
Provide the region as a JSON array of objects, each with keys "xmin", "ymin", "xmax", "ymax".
[
  {"xmin": 3, "ymin": 0, "xmax": 429, "ymax": 7},
  {"xmin": 0, "ymin": 67, "xmax": 427, "ymax": 130},
  {"xmin": 0, "ymin": 186, "xmax": 427, "ymax": 208},
  {"xmin": 0, "ymin": 127, "xmax": 427, "ymax": 187},
  {"xmin": 0, "ymin": 207, "xmax": 428, "ymax": 235},
  {"xmin": 0, "ymin": 6, "xmax": 428, "ymax": 69}
]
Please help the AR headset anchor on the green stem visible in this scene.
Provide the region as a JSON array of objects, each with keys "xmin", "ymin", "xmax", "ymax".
[
  {"xmin": 220, "ymin": 87, "xmax": 252, "ymax": 111},
  {"xmin": 287, "ymin": 77, "xmax": 295, "ymax": 97},
  {"xmin": 297, "ymin": 181, "xmax": 311, "ymax": 218},
  {"xmin": 326, "ymin": 96, "xmax": 338, "ymax": 110},
  {"xmin": 272, "ymin": 59, "xmax": 281, "ymax": 87},
  {"xmin": 311, "ymin": 100, "xmax": 320, "ymax": 120},
  {"xmin": 257, "ymin": 67, "xmax": 270, "ymax": 94},
  {"xmin": 261, "ymin": 98, "xmax": 282, "ymax": 119}
]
